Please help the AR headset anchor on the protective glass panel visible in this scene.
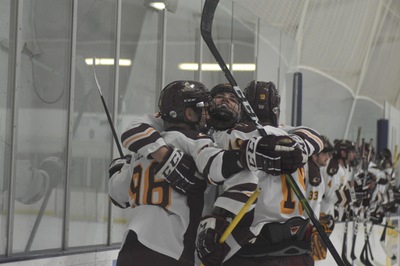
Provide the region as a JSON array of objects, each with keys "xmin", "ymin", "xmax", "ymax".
[
  {"xmin": 0, "ymin": 0, "xmax": 10, "ymax": 256},
  {"xmin": 201, "ymin": 0, "xmax": 232, "ymax": 87},
  {"xmin": 12, "ymin": 0, "xmax": 69, "ymax": 252},
  {"xmin": 110, "ymin": 0, "xmax": 160, "ymax": 244},
  {"xmin": 165, "ymin": 0, "xmax": 202, "ymax": 84},
  {"xmin": 68, "ymin": 0, "xmax": 117, "ymax": 247},
  {"xmin": 230, "ymin": 3, "xmax": 256, "ymax": 88}
]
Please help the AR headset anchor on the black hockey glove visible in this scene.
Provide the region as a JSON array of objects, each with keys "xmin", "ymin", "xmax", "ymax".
[
  {"xmin": 155, "ymin": 146, "xmax": 206, "ymax": 195},
  {"xmin": 240, "ymin": 135, "xmax": 307, "ymax": 175},
  {"xmin": 196, "ymin": 215, "xmax": 231, "ymax": 266},
  {"xmin": 108, "ymin": 154, "xmax": 132, "ymax": 177}
]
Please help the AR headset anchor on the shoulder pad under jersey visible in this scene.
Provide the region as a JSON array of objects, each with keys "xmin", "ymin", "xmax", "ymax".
[
  {"xmin": 308, "ymin": 161, "xmax": 322, "ymax": 186},
  {"xmin": 326, "ymin": 158, "xmax": 339, "ymax": 176}
]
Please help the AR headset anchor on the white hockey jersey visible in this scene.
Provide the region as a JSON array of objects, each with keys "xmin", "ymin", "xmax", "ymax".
[
  {"xmin": 110, "ymin": 127, "xmax": 235, "ymax": 263},
  {"xmin": 211, "ymin": 123, "xmax": 323, "ymax": 261},
  {"xmin": 119, "ymin": 114, "xmax": 323, "ymax": 262},
  {"xmin": 320, "ymin": 158, "xmax": 351, "ymax": 217}
]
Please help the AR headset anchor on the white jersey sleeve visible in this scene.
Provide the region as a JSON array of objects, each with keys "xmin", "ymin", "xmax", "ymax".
[
  {"xmin": 108, "ymin": 161, "xmax": 133, "ymax": 208},
  {"xmin": 280, "ymin": 125, "xmax": 324, "ymax": 157},
  {"xmin": 121, "ymin": 113, "xmax": 166, "ymax": 158}
]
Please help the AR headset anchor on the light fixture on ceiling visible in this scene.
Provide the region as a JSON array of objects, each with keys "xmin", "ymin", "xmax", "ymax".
[
  {"xmin": 178, "ymin": 63, "xmax": 256, "ymax": 72},
  {"xmin": 85, "ymin": 58, "xmax": 132, "ymax": 66},
  {"xmin": 144, "ymin": 0, "xmax": 178, "ymax": 13}
]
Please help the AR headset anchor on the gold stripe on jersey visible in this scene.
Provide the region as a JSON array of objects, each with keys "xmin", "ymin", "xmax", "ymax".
[
  {"xmin": 293, "ymin": 128, "xmax": 324, "ymax": 153},
  {"xmin": 122, "ymin": 127, "xmax": 156, "ymax": 148},
  {"xmin": 280, "ymin": 168, "xmax": 305, "ymax": 216},
  {"xmin": 297, "ymin": 168, "xmax": 306, "ymax": 215}
]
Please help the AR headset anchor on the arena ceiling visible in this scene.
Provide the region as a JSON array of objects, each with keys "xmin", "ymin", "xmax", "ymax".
[{"xmin": 233, "ymin": 0, "xmax": 400, "ymax": 110}]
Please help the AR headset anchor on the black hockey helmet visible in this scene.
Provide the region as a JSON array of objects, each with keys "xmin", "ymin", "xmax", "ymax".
[
  {"xmin": 243, "ymin": 80, "xmax": 280, "ymax": 127},
  {"xmin": 376, "ymin": 148, "xmax": 392, "ymax": 169},
  {"xmin": 333, "ymin": 139, "xmax": 356, "ymax": 160},
  {"xmin": 207, "ymin": 83, "xmax": 241, "ymax": 130},
  {"xmin": 158, "ymin": 80, "xmax": 210, "ymax": 124}
]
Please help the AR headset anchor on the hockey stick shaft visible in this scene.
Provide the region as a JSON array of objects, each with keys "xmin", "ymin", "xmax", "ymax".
[
  {"xmin": 201, "ymin": 1, "xmax": 345, "ymax": 265},
  {"xmin": 380, "ymin": 219, "xmax": 388, "ymax": 242},
  {"xmin": 93, "ymin": 59, "xmax": 124, "ymax": 157},
  {"xmin": 350, "ymin": 219, "xmax": 358, "ymax": 260},
  {"xmin": 220, "ymin": 188, "xmax": 260, "ymax": 243},
  {"xmin": 341, "ymin": 208, "xmax": 351, "ymax": 266},
  {"xmin": 199, "ymin": 188, "xmax": 260, "ymax": 266}
]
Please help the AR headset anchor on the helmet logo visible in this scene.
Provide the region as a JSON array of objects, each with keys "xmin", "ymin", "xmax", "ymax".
[
  {"xmin": 169, "ymin": 111, "xmax": 177, "ymax": 118},
  {"xmin": 259, "ymin": 93, "xmax": 266, "ymax": 100},
  {"xmin": 183, "ymin": 81, "xmax": 195, "ymax": 91}
]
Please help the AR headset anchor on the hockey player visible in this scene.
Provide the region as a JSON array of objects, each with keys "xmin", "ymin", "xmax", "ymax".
[
  {"xmin": 320, "ymin": 139, "xmax": 357, "ymax": 220},
  {"xmin": 117, "ymin": 80, "xmax": 321, "ymax": 266},
  {"xmin": 305, "ymin": 135, "xmax": 333, "ymax": 217},
  {"xmin": 197, "ymin": 81, "xmax": 323, "ymax": 266},
  {"xmin": 109, "ymin": 80, "xmax": 211, "ymax": 265},
  {"xmin": 241, "ymin": 80, "xmax": 280, "ymax": 127},
  {"xmin": 109, "ymin": 80, "xmax": 300, "ymax": 265},
  {"xmin": 303, "ymin": 135, "xmax": 335, "ymax": 261}
]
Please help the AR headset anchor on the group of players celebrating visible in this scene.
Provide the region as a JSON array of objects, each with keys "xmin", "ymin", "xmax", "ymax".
[{"xmin": 107, "ymin": 79, "xmax": 399, "ymax": 266}]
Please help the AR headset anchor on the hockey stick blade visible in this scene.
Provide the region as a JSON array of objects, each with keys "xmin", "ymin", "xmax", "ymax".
[
  {"xmin": 200, "ymin": 1, "xmax": 345, "ymax": 265},
  {"xmin": 380, "ymin": 220, "xmax": 396, "ymax": 260},
  {"xmin": 201, "ymin": 0, "xmax": 236, "ymax": 87},
  {"xmin": 200, "ymin": 0, "xmax": 265, "ymax": 136}
]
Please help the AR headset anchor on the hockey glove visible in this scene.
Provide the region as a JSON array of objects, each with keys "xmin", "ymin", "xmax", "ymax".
[
  {"xmin": 155, "ymin": 146, "xmax": 206, "ymax": 195},
  {"xmin": 196, "ymin": 215, "xmax": 231, "ymax": 266},
  {"xmin": 319, "ymin": 212, "xmax": 335, "ymax": 233},
  {"xmin": 240, "ymin": 135, "xmax": 306, "ymax": 175},
  {"xmin": 108, "ymin": 154, "xmax": 132, "ymax": 177}
]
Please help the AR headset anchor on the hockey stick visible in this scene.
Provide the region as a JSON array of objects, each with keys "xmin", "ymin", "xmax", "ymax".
[
  {"xmin": 92, "ymin": 58, "xmax": 124, "ymax": 157},
  {"xmin": 367, "ymin": 224, "xmax": 374, "ymax": 261},
  {"xmin": 350, "ymin": 210, "xmax": 360, "ymax": 261},
  {"xmin": 341, "ymin": 207, "xmax": 352, "ymax": 266},
  {"xmin": 219, "ymin": 188, "xmax": 260, "ymax": 243},
  {"xmin": 380, "ymin": 217, "xmax": 396, "ymax": 261},
  {"xmin": 200, "ymin": 1, "xmax": 345, "ymax": 265},
  {"xmin": 25, "ymin": 171, "xmax": 51, "ymax": 251},
  {"xmin": 199, "ymin": 188, "xmax": 261, "ymax": 266},
  {"xmin": 350, "ymin": 128, "xmax": 362, "ymax": 262},
  {"xmin": 378, "ymin": 149, "xmax": 400, "ymax": 260},
  {"xmin": 360, "ymin": 215, "xmax": 374, "ymax": 266}
]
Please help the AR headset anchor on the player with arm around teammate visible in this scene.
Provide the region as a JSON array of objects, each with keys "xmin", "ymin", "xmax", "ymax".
[
  {"xmin": 115, "ymin": 80, "xmax": 310, "ymax": 265},
  {"xmin": 109, "ymin": 80, "xmax": 282, "ymax": 265},
  {"xmin": 196, "ymin": 81, "xmax": 323, "ymax": 266},
  {"xmin": 109, "ymin": 80, "xmax": 212, "ymax": 265}
]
